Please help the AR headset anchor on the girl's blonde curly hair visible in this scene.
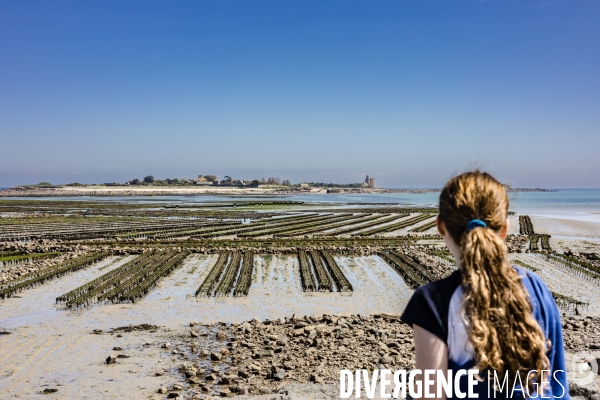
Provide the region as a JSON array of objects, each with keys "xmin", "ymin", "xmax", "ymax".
[{"xmin": 439, "ymin": 171, "xmax": 549, "ymax": 392}]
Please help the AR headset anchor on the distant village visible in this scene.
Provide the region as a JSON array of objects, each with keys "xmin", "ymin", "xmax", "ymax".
[
  {"xmin": 23, "ymin": 175, "xmax": 378, "ymax": 190},
  {"xmin": 104, "ymin": 174, "xmax": 378, "ymax": 189}
]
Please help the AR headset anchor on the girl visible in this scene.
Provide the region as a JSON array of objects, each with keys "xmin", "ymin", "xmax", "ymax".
[{"xmin": 401, "ymin": 171, "xmax": 569, "ymax": 399}]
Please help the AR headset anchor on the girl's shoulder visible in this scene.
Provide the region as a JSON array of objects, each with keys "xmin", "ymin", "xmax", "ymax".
[
  {"xmin": 400, "ymin": 270, "xmax": 463, "ymax": 343},
  {"xmin": 512, "ymin": 264, "xmax": 555, "ymax": 305},
  {"xmin": 512, "ymin": 264, "xmax": 562, "ymax": 333}
]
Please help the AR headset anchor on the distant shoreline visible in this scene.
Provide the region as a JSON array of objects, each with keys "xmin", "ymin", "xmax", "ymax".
[{"xmin": 0, "ymin": 185, "xmax": 552, "ymax": 197}]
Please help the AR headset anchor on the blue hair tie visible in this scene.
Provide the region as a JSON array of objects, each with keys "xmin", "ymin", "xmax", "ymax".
[{"xmin": 467, "ymin": 219, "xmax": 487, "ymax": 231}]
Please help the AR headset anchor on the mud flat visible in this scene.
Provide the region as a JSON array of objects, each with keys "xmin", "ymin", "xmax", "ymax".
[
  {"xmin": 0, "ymin": 197, "xmax": 599, "ymax": 399},
  {"xmin": 0, "ymin": 254, "xmax": 413, "ymax": 399}
]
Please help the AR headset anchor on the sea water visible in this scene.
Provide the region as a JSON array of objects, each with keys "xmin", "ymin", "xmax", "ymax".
[{"xmin": 5, "ymin": 189, "xmax": 600, "ymax": 214}]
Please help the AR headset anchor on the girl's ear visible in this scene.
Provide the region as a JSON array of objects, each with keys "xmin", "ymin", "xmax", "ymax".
[
  {"xmin": 436, "ymin": 215, "xmax": 446, "ymax": 236},
  {"xmin": 499, "ymin": 218, "xmax": 509, "ymax": 239}
]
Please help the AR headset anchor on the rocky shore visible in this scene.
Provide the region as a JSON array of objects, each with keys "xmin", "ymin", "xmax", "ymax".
[
  {"xmin": 144, "ymin": 314, "xmax": 413, "ymax": 399},
  {"xmin": 0, "ymin": 241, "xmax": 88, "ymax": 283},
  {"xmin": 104, "ymin": 314, "xmax": 600, "ymax": 399}
]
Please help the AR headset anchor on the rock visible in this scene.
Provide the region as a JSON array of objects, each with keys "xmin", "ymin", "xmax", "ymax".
[
  {"xmin": 210, "ymin": 352, "xmax": 222, "ymax": 361},
  {"xmin": 191, "ymin": 330, "xmax": 198, "ymax": 338},
  {"xmin": 231, "ymin": 385, "xmax": 248, "ymax": 395},
  {"xmin": 43, "ymin": 388, "xmax": 58, "ymax": 394},
  {"xmin": 155, "ymin": 370, "xmax": 165, "ymax": 376},
  {"xmin": 162, "ymin": 343, "xmax": 172, "ymax": 349},
  {"xmin": 172, "ymin": 384, "xmax": 183, "ymax": 391},
  {"xmin": 205, "ymin": 373, "xmax": 217, "ymax": 381},
  {"xmin": 259, "ymin": 386, "xmax": 272, "ymax": 394},
  {"xmin": 200, "ymin": 349, "xmax": 209, "ymax": 357},
  {"xmin": 106, "ymin": 356, "xmax": 117, "ymax": 364},
  {"xmin": 570, "ymin": 383, "xmax": 593, "ymax": 399},
  {"xmin": 200, "ymin": 384, "xmax": 211, "ymax": 392},
  {"xmin": 158, "ymin": 387, "xmax": 167, "ymax": 394},
  {"xmin": 112, "ymin": 346, "xmax": 122, "ymax": 351},
  {"xmin": 380, "ymin": 354, "xmax": 393, "ymax": 364},
  {"xmin": 272, "ymin": 368, "xmax": 286, "ymax": 381},
  {"xmin": 167, "ymin": 393, "xmax": 180, "ymax": 398},
  {"xmin": 117, "ymin": 354, "xmax": 130, "ymax": 358},
  {"xmin": 219, "ymin": 388, "xmax": 231, "ymax": 396}
]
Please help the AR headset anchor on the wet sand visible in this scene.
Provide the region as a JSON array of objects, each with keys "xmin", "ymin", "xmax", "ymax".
[
  {"xmin": 1, "ymin": 209, "xmax": 599, "ymax": 398},
  {"xmin": 0, "ymin": 254, "xmax": 412, "ymax": 398}
]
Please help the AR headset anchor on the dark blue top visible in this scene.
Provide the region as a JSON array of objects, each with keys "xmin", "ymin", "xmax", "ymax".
[{"xmin": 401, "ymin": 266, "xmax": 570, "ymax": 399}]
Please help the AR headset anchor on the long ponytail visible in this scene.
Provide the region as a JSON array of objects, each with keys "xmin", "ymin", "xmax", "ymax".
[{"xmin": 439, "ymin": 171, "xmax": 549, "ymax": 389}]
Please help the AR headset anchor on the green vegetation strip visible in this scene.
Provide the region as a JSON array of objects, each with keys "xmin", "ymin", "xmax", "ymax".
[
  {"xmin": 529, "ymin": 234, "xmax": 551, "ymax": 252},
  {"xmin": 74, "ymin": 236, "xmax": 429, "ymax": 250},
  {"xmin": 513, "ymin": 259, "xmax": 539, "ymax": 272},
  {"xmin": 529, "ymin": 235, "xmax": 540, "ymax": 252},
  {"xmin": 429, "ymin": 250, "xmax": 456, "ymax": 264},
  {"xmin": 96, "ymin": 252, "xmax": 177, "ymax": 303},
  {"xmin": 310, "ymin": 207, "xmax": 438, "ymax": 214},
  {"xmin": 0, "ymin": 252, "xmax": 62, "ymax": 264},
  {"xmin": 409, "ymin": 218, "xmax": 438, "ymax": 233},
  {"xmin": 215, "ymin": 251, "xmax": 243, "ymax": 296},
  {"xmin": 0, "ymin": 218, "xmax": 233, "ymax": 241},
  {"xmin": 237, "ymin": 214, "xmax": 353, "ymax": 238},
  {"xmin": 116, "ymin": 220, "xmax": 237, "ymax": 238},
  {"xmin": 309, "ymin": 250, "xmax": 333, "ymax": 292},
  {"xmin": 191, "ymin": 214, "xmax": 326, "ymax": 239},
  {"xmin": 519, "ymin": 215, "xmax": 535, "ymax": 235},
  {"xmin": 547, "ymin": 253, "xmax": 600, "ymax": 279},
  {"xmin": 556, "ymin": 253, "xmax": 600, "ymax": 274},
  {"xmin": 320, "ymin": 214, "xmax": 407, "ymax": 236},
  {"xmin": 233, "ymin": 252, "xmax": 254, "ymax": 297},
  {"xmin": 0, "ymin": 252, "xmax": 110, "ymax": 299},
  {"xmin": 57, "ymin": 253, "xmax": 154, "ymax": 303},
  {"xmin": 359, "ymin": 214, "xmax": 433, "ymax": 236},
  {"xmin": 196, "ymin": 252, "xmax": 230, "ymax": 296},
  {"xmin": 274, "ymin": 214, "xmax": 382, "ymax": 237},
  {"xmin": 298, "ymin": 250, "xmax": 316, "ymax": 292},
  {"xmin": 378, "ymin": 251, "xmax": 432, "ymax": 289},
  {"xmin": 320, "ymin": 250, "xmax": 353, "ymax": 292},
  {"xmin": 540, "ymin": 235, "xmax": 552, "ymax": 251},
  {"xmin": 115, "ymin": 252, "xmax": 189, "ymax": 303},
  {"xmin": 57, "ymin": 250, "xmax": 189, "ymax": 307},
  {"xmin": 551, "ymin": 292, "xmax": 588, "ymax": 310}
]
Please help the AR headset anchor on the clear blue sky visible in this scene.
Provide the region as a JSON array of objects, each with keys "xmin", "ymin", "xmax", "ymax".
[{"xmin": 1, "ymin": 0, "xmax": 598, "ymax": 188}]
